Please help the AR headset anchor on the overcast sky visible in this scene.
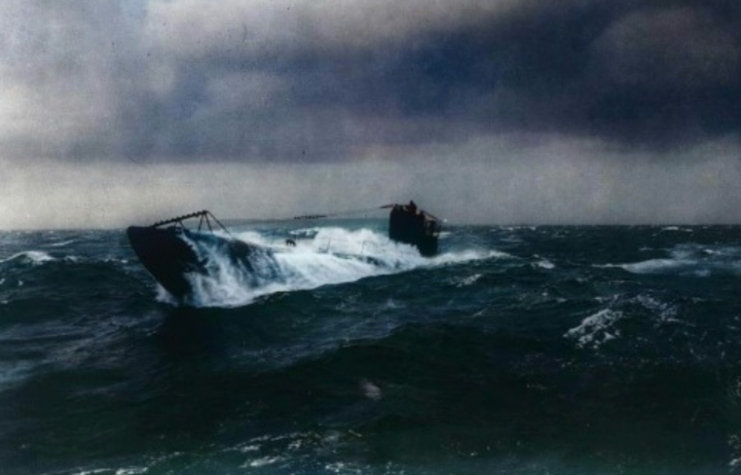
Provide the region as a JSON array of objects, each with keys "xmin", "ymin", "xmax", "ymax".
[{"xmin": 2, "ymin": 0, "xmax": 741, "ymax": 228}]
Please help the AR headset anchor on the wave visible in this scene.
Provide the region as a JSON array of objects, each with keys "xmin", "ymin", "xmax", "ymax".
[
  {"xmin": 565, "ymin": 290, "xmax": 692, "ymax": 352},
  {"xmin": 534, "ymin": 257, "xmax": 555, "ymax": 270},
  {"xmin": 598, "ymin": 244, "xmax": 741, "ymax": 277},
  {"xmin": 660, "ymin": 226, "xmax": 693, "ymax": 233},
  {"xmin": 171, "ymin": 227, "xmax": 503, "ymax": 308},
  {"xmin": 46, "ymin": 239, "xmax": 78, "ymax": 248},
  {"xmin": 565, "ymin": 308, "xmax": 624, "ymax": 350},
  {"xmin": 456, "ymin": 273, "xmax": 483, "ymax": 287},
  {"xmin": 1, "ymin": 250, "xmax": 56, "ymax": 266},
  {"xmin": 0, "ymin": 251, "xmax": 135, "ymax": 275},
  {"xmin": 0, "ymin": 360, "xmax": 37, "ymax": 393}
]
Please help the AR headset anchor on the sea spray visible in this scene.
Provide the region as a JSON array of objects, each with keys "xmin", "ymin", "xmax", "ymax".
[{"xmin": 173, "ymin": 226, "xmax": 497, "ymax": 307}]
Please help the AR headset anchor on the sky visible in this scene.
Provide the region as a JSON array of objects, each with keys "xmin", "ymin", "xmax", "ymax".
[{"xmin": 2, "ymin": 0, "xmax": 741, "ymax": 228}]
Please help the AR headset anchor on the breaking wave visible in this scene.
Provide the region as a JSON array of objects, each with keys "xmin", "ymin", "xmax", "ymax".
[
  {"xmin": 565, "ymin": 308, "xmax": 624, "ymax": 350},
  {"xmin": 0, "ymin": 251, "xmax": 56, "ymax": 266},
  {"xmin": 174, "ymin": 227, "xmax": 502, "ymax": 307},
  {"xmin": 598, "ymin": 244, "xmax": 741, "ymax": 277}
]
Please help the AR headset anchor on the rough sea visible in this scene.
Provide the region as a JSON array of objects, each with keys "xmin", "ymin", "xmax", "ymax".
[{"xmin": 2, "ymin": 221, "xmax": 741, "ymax": 475}]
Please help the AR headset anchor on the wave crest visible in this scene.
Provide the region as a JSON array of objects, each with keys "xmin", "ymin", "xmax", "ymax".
[{"xmin": 171, "ymin": 227, "xmax": 498, "ymax": 308}]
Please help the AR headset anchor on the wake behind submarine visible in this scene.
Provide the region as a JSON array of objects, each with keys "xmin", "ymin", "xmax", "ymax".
[{"xmin": 126, "ymin": 203, "xmax": 442, "ymax": 300}]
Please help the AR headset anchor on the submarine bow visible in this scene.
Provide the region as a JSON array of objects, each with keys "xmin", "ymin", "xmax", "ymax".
[
  {"xmin": 126, "ymin": 226, "xmax": 204, "ymax": 299},
  {"xmin": 127, "ymin": 205, "xmax": 442, "ymax": 302}
]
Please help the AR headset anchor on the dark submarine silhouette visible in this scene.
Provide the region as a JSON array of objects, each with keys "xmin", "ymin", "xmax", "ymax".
[{"xmin": 127, "ymin": 204, "xmax": 441, "ymax": 300}]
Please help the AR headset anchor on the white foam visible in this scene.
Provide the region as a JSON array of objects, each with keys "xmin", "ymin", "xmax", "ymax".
[
  {"xmin": 155, "ymin": 285, "xmax": 179, "ymax": 305},
  {"xmin": 620, "ymin": 258, "xmax": 687, "ymax": 274},
  {"xmin": 114, "ymin": 467, "xmax": 148, "ymax": 475},
  {"xmin": 565, "ymin": 309, "xmax": 623, "ymax": 349},
  {"xmin": 288, "ymin": 227, "xmax": 321, "ymax": 238},
  {"xmin": 70, "ymin": 469, "xmax": 115, "ymax": 475},
  {"xmin": 242, "ymin": 456, "xmax": 282, "ymax": 468},
  {"xmin": 48, "ymin": 239, "xmax": 77, "ymax": 248},
  {"xmin": 1, "ymin": 250, "xmax": 55, "ymax": 265},
  {"xmin": 599, "ymin": 246, "xmax": 702, "ymax": 275},
  {"xmin": 456, "ymin": 274, "xmax": 482, "ymax": 287},
  {"xmin": 634, "ymin": 294, "xmax": 688, "ymax": 325},
  {"xmin": 359, "ymin": 378, "xmax": 383, "ymax": 401},
  {"xmin": 536, "ymin": 259, "xmax": 555, "ymax": 270},
  {"xmin": 601, "ymin": 243, "xmax": 741, "ymax": 276},
  {"xmin": 730, "ymin": 434, "xmax": 741, "ymax": 469},
  {"xmin": 172, "ymin": 227, "xmax": 500, "ymax": 308},
  {"xmin": 237, "ymin": 445, "xmax": 260, "ymax": 453},
  {"xmin": 69, "ymin": 467, "xmax": 147, "ymax": 475},
  {"xmin": 0, "ymin": 361, "xmax": 35, "ymax": 393}
]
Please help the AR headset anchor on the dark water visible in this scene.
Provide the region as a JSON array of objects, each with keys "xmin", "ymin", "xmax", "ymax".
[{"xmin": 2, "ymin": 222, "xmax": 741, "ymax": 474}]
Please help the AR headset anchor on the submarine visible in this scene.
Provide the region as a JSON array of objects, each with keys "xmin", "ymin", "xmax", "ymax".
[
  {"xmin": 386, "ymin": 201, "xmax": 442, "ymax": 257},
  {"xmin": 127, "ymin": 204, "xmax": 441, "ymax": 300},
  {"xmin": 126, "ymin": 210, "xmax": 281, "ymax": 300}
]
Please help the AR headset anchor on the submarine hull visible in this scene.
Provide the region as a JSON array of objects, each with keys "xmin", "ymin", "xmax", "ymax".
[
  {"xmin": 126, "ymin": 226, "xmax": 205, "ymax": 299},
  {"xmin": 388, "ymin": 206, "xmax": 441, "ymax": 257},
  {"xmin": 127, "ymin": 225, "xmax": 279, "ymax": 301}
]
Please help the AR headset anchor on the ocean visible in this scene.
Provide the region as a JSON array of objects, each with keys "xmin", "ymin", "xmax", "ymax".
[{"xmin": 1, "ymin": 221, "xmax": 741, "ymax": 474}]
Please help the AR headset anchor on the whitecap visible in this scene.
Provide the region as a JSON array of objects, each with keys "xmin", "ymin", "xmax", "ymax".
[
  {"xmin": 47, "ymin": 239, "xmax": 77, "ymax": 248},
  {"xmin": 620, "ymin": 258, "xmax": 687, "ymax": 274},
  {"xmin": 114, "ymin": 467, "xmax": 148, "ymax": 475},
  {"xmin": 456, "ymin": 274, "xmax": 482, "ymax": 287},
  {"xmin": 597, "ymin": 256, "xmax": 695, "ymax": 275},
  {"xmin": 359, "ymin": 379, "xmax": 383, "ymax": 401},
  {"xmin": 602, "ymin": 243, "xmax": 741, "ymax": 276},
  {"xmin": 536, "ymin": 259, "xmax": 555, "ymax": 270},
  {"xmin": 172, "ymin": 227, "xmax": 502, "ymax": 308},
  {"xmin": 242, "ymin": 456, "xmax": 282, "ymax": 468},
  {"xmin": 288, "ymin": 227, "xmax": 321, "ymax": 238},
  {"xmin": 565, "ymin": 309, "xmax": 623, "ymax": 349},
  {"xmin": 0, "ymin": 361, "xmax": 36, "ymax": 393},
  {"xmin": 70, "ymin": 469, "xmax": 115, "ymax": 475},
  {"xmin": 1, "ymin": 251, "xmax": 55, "ymax": 265}
]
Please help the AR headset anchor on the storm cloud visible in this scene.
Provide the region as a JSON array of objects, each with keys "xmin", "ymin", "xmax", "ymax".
[
  {"xmin": 1, "ymin": 0, "xmax": 739, "ymax": 161},
  {"xmin": 2, "ymin": 1, "xmax": 741, "ymax": 228}
]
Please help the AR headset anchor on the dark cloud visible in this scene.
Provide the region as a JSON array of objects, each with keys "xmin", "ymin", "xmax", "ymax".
[{"xmin": 2, "ymin": 0, "xmax": 741, "ymax": 161}]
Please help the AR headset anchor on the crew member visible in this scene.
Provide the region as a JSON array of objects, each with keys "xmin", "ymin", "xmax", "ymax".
[{"xmin": 407, "ymin": 200, "xmax": 417, "ymax": 215}]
